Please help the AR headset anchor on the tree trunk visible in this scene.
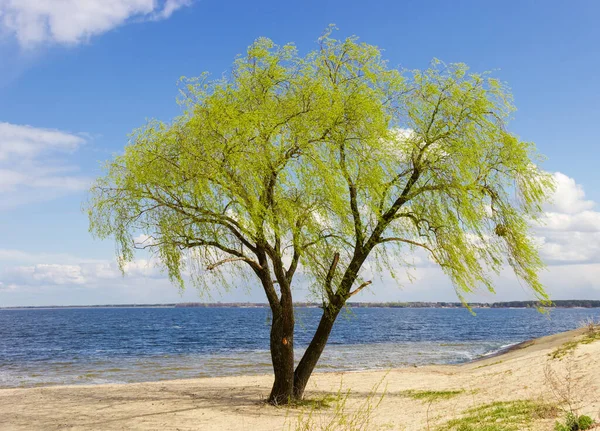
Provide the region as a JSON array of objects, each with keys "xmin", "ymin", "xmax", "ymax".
[
  {"xmin": 268, "ymin": 299, "xmax": 295, "ymax": 405},
  {"xmin": 293, "ymin": 304, "xmax": 341, "ymax": 399},
  {"xmin": 293, "ymin": 251, "xmax": 368, "ymax": 400}
]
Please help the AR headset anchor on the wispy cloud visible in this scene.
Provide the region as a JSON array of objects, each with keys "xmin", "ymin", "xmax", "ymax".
[
  {"xmin": 0, "ymin": 255, "xmax": 163, "ymax": 293},
  {"xmin": 0, "ymin": 0, "xmax": 193, "ymax": 48},
  {"xmin": 153, "ymin": 0, "xmax": 193, "ymax": 20},
  {"xmin": 0, "ymin": 122, "xmax": 90, "ymax": 209},
  {"xmin": 0, "ymin": 122, "xmax": 82, "ymax": 160}
]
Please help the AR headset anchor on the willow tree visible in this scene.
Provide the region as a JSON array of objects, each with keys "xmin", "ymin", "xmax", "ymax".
[{"xmin": 87, "ymin": 29, "xmax": 554, "ymax": 404}]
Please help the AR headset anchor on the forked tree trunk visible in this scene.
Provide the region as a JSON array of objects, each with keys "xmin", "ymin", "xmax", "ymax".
[
  {"xmin": 292, "ymin": 254, "xmax": 368, "ymax": 399},
  {"xmin": 293, "ymin": 304, "xmax": 341, "ymax": 400},
  {"xmin": 268, "ymin": 298, "xmax": 295, "ymax": 405},
  {"xmin": 268, "ymin": 252, "xmax": 367, "ymax": 402}
]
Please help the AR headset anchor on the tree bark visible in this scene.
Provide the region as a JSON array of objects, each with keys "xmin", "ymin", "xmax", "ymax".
[
  {"xmin": 293, "ymin": 303, "xmax": 341, "ymax": 400},
  {"xmin": 268, "ymin": 297, "xmax": 295, "ymax": 405},
  {"xmin": 293, "ymin": 251, "xmax": 369, "ymax": 400}
]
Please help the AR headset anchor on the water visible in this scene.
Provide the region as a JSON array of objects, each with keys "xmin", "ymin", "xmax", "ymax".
[{"xmin": 0, "ymin": 307, "xmax": 598, "ymax": 388}]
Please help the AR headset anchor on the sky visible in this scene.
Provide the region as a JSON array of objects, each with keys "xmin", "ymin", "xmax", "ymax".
[{"xmin": 0, "ymin": 0, "xmax": 599, "ymax": 306}]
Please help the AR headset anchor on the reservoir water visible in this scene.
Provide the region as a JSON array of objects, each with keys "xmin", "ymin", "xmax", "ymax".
[{"xmin": 1, "ymin": 307, "xmax": 598, "ymax": 388}]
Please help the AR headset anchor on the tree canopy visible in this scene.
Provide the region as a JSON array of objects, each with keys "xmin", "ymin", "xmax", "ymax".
[{"xmin": 87, "ymin": 28, "xmax": 554, "ymax": 403}]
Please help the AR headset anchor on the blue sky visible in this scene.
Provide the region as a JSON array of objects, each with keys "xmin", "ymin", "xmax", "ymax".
[{"xmin": 0, "ymin": 0, "xmax": 599, "ymax": 306}]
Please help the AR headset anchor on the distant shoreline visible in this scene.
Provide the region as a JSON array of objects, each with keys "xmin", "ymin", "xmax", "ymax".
[{"xmin": 2, "ymin": 299, "xmax": 600, "ymax": 310}]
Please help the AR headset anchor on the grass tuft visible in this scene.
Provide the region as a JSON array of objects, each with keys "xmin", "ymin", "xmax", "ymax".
[
  {"xmin": 400, "ymin": 389, "xmax": 465, "ymax": 402},
  {"xmin": 285, "ymin": 395, "xmax": 337, "ymax": 410},
  {"xmin": 438, "ymin": 400, "xmax": 559, "ymax": 431},
  {"xmin": 550, "ymin": 322, "xmax": 600, "ymax": 360},
  {"xmin": 285, "ymin": 377, "xmax": 387, "ymax": 431},
  {"xmin": 475, "ymin": 360, "xmax": 503, "ymax": 369}
]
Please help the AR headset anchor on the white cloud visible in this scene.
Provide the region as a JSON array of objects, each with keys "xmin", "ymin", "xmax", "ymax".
[
  {"xmin": 0, "ymin": 122, "xmax": 82, "ymax": 160},
  {"xmin": 0, "ymin": 249, "xmax": 104, "ymax": 265},
  {"xmin": 6, "ymin": 263, "xmax": 86, "ymax": 285},
  {"xmin": 545, "ymin": 172, "xmax": 595, "ymax": 214},
  {"xmin": 540, "ymin": 211, "xmax": 600, "ymax": 233},
  {"xmin": 154, "ymin": 0, "xmax": 192, "ymax": 20},
  {"xmin": 536, "ymin": 172, "xmax": 600, "ymax": 265},
  {"xmin": 537, "ymin": 232, "xmax": 600, "ymax": 264},
  {"xmin": 538, "ymin": 263, "xmax": 600, "ymax": 299},
  {"xmin": 0, "ymin": 255, "xmax": 163, "ymax": 289},
  {"xmin": 0, "ymin": 122, "xmax": 90, "ymax": 209},
  {"xmin": 122, "ymin": 259, "xmax": 163, "ymax": 278},
  {"xmin": 0, "ymin": 0, "xmax": 193, "ymax": 48}
]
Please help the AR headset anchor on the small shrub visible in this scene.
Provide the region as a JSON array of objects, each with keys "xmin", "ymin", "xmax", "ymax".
[
  {"xmin": 554, "ymin": 413, "xmax": 594, "ymax": 431},
  {"xmin": 578, "ymin": 415, "xmax": 594, "ymax": 430}
]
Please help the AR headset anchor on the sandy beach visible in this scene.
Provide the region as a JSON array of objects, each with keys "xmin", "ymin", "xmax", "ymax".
[{"xmin": 1, "ymin": 327, "xmax": 599, "ymax": 430}]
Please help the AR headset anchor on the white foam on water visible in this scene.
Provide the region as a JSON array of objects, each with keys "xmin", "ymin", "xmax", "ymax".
[{"xmin": 478, "ymin": 342, "xmax": 520, "ymax": 358}]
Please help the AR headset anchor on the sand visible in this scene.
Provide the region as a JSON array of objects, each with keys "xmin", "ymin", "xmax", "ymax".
[{"xmin": 1, "ymin": 327, "xmax": 599, "ymax": 430}]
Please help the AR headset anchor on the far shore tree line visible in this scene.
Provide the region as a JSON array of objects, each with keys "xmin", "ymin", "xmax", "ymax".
[
  {"xmin": 5, "ymin": 300, "xmax": 600, "ymax": 310},
  {"xmin": 6, "ymin": 300, "xmax": 600, "ymax": 310}
]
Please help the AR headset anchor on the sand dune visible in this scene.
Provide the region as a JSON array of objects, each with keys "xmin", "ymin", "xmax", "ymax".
[{"xmin": 1, "ymin": 327, "xmax": 599, "ymax": 430}]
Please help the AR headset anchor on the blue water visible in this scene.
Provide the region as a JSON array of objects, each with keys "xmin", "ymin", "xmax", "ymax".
[{"xmin": 1, "ymin": 307, "xmax": 599, "ymax": 388}]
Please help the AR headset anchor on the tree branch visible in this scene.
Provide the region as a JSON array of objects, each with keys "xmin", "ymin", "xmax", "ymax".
[
  {"xmin": 339, "ymin": 142, "xmax": 364, "ymax": 250},
  {"xmin": 206, "ymin": 257, "xmax": 261, "ymax": 271},
  {"xmin": 324, "ymin": 252, "xmax": 340, "ymax": 302},
  {"xmin": 378, "ymin": 237, "xmax": 444, "ymax": 266},
  {"xmin": 139, "ymin": 183, "xmax": 258, "ymax": 253},
  {"xmin": 348, "ymin": 280, "xmax": 372, "ymax": 297},
  {"xmin": 183, "ymin": 239, "xmax": 262, "ymax": 272}
]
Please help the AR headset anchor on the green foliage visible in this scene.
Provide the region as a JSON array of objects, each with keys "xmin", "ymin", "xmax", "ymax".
[
  {"xmin": 439, "ymin": 400, "xmax": 559, "ymax": 431},
  {"xmin": 554, "ymin": 413, "xmax": 594, "ymax": 431},
  {"xmin": 577, "ymin": 415, "xmax": 594, "ymax": 430},
  {"xmin": 400, "ymin": 389, "xmax": 464, "ymax": 402},
  {"xmin": 87, "ymin": 26, "xmax": 554, "ymax": 308}
]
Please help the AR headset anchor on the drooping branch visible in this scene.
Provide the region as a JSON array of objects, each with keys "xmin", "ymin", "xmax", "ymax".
[
  {"xmin": 378, "ymin": 236, "xmax": 444, "ymax": 267},
  {"xmin": 138, "ymin": 184, "xmax": 258, "ymax": 253},
  {"xmin": 378, "ymin": 236, "xmax": 434, "ymax": 250},
  {"xmin": 301, "ymin": 233, "xmax": 353, "ymax": 250},
  {"xmin": 183, "ymin": 239, "xmax": 262, "ymax": 272},
  {"xmin": 206, "ymin": 257, "xmax": 261, "ymax": 271}
]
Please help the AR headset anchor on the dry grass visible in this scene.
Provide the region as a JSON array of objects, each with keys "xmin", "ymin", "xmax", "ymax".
[
  {"xmin": 399, "ymin": 389, "xmax": 465, "ymax": 402},
  {"xmin": 285, "ymin": 378, "xmax": 387, "ymax": 431},
  {"xmin": 437, "ymin": 400, "xmax": 559, "ymax": 431}
]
